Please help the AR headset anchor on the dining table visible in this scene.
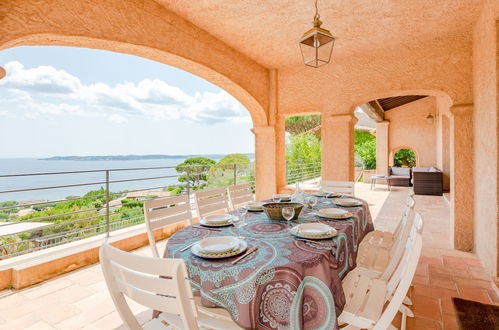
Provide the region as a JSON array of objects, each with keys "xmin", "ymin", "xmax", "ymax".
[{"xmin": 162, "ymin": 193, "xmax": 374, "ymax": 329}]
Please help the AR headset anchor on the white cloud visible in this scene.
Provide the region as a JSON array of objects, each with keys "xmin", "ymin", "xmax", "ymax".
[
  {"xmin": 0, "ymin": 61, "xmax": 251, "ymax": 124},
  {"xmin": 108, "ymin": 114, "xmax": 128, "ymax": 124},
  {"xmin": 0, "ymin": 110, "xmax": 15, "ymax": 118}
]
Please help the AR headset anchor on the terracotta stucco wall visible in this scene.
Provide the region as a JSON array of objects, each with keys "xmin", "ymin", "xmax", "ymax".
[
  {"xmin": 385, "ymin": 97, "xmax": 438, "ymax": 167},
  {"xmin": 472, "ymin": 0, "xmax": 498, "ymax": 276}
]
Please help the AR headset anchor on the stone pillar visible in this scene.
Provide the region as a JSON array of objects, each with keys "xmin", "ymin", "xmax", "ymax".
[
  {"xmin": 376, "ymin": 121, "xmax": 390, "ymax": 176},
  {"xmin": 275, "ymin": 116, "xmax": 287, "ymax": 191},
  {"xmin": 449, "ymin": 104, "xmax": 474, "ymax": 251},
  {"xmin": 251, "ymin": 126, "xmax": 277, "ymax": 200},
  {"xmin": 321, "ymin": 114, "xmax": 357, "ymax": 181}
]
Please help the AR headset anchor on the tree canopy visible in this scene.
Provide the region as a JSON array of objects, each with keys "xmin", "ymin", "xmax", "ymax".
[
  {"xmin": 354, "ymin": 130, "xmax": 376, "ymax": 170},
  {"xmin": 393, "ymin": 149, "xmax": 416, "ymax": 167},
  {"xmin": 175, "ymin": 157, "xmax": 216, "ymax": 186},
  {"xmin": 285, "ymin": 115, "xmax": 321, "ymax": 138}
]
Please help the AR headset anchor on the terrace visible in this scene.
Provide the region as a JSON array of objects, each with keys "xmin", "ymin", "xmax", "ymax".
[
  {"xmin": 0, "ymin": 184, "xmax": 496, "ymax": 330},
  {"xmin": 0, "ymin": 0, "xmax": 498, "ymax": 329}
]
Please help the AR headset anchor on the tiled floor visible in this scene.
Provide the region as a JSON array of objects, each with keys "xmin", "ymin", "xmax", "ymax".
[{"xmin": 0, "ymin": 183, "xmax": 497, "ymax": 329}]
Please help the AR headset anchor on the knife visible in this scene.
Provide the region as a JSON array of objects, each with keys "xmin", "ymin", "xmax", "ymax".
[{"xmin": 232, "ymin": 246, "xmax": 259, "ymax": 264}]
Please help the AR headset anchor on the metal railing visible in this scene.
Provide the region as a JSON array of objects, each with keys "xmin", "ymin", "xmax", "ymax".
[
  {"xmin": 285, "ymin": 159, "xmax": 322, "ymax": 184},
  {"xmin": 0, "ymin": 162, "xmax": 254, "ymax": 259}
]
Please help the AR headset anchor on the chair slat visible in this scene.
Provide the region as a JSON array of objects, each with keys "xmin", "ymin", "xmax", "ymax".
[
  {"xmin": 147, "ymin": 202, "xmax": 190, "ymax": 222},
  {"xmin": 195, "ymin": 187, "xmax": 226, "ymax": 198},
  {"xmin": 115, "ymin": 277, "xmax": 184, "ymax": 315},
  {"xmin": 145, "ymin": 195, "xmax": 189, "ymax": 209},
  {"xmin": 110, "ymin": 261, "xmax": 181, "ymax": 298},
  {"xmin": 199, "ymin": 203, "xmax": 228, "ymax": 216},
  {"xmin": 197, "ymin": 194, "xmax": 227, "ymax": 207},
  {"xmin": 148, "ymin": 212, "xmax": 192, "ymax": 231}
]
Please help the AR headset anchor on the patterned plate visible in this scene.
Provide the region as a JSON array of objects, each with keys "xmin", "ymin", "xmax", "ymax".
[
  {"xmin": 314, "ymin": 211, "xmax": 353, "ymax": 220},
  {"xmin": 290, "ymin": 223, "xmax": 337, "ymax": 240},
  {"xmin": 191, "ymin": 239, "xmax": 248, "ymax": 259}
]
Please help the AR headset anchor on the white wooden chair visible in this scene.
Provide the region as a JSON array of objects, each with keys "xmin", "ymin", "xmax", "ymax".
[
  {"xmin": 194, "ymin": 187, "xmax": 230, "ymax": 219},
  {"xmin": 338, "ymin": 231, "xmax": 423, "ymax": 330},
  {"xmin": 320, "ymin": 180, "xmax": 355, "ymax": 196},
  {"xmin": 227, "ymin": 183, "xmax": 254, "ymax": 210},
  {"xmin": 355, "ymin": 202, "xmax": 416, "ymax": 275},
  {"xmin": 99, "ymin": 243, "xmax": 243, "ymax": 330},
  {"xmin": 361, "ymin": 195, "xmax": 416, "ymax": 250},
  {"xmin": 144, "ymin": 195, "xmax": 192, "ymax": 258}
]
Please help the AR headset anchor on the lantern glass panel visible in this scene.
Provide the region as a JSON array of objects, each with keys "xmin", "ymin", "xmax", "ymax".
[{"xmin": 299, "ymin": 32, "xmax": 335, "ymax": 68}]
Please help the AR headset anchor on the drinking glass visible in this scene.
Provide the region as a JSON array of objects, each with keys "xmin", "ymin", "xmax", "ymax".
[
  {"xmin": 282, "ymin": 207, "xmax": 295, "ymax": 228},
  {"xmin": 272, "ymin": 194, "xmax": 281, "ymax": 203},
  {"xmin": 305, "ymin": 196, "xmax": 318, "ymax": 209}
]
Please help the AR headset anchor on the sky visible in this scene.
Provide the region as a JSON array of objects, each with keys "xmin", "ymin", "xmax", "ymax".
[{"xmin": 0, "ymin": 46, "xmax": 254, "ymax": 158}]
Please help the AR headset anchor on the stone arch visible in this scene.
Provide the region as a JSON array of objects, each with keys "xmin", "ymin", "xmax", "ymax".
[
  {"xmin": 0, "ymin": 0, "xmax": 269, "ymax": 127},
  {"xmin": 389, "ymin": 145, "xmax": 419, "ymax": 167},
  {"xmin": 1, "ymin": 34, "xmax": 268, "ymax": 127},
  {"xmin": 348, "ymin": 89, "xmax": 453, "ymax": 114}
]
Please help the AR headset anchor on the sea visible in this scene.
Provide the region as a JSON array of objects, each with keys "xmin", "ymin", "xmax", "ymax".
[{"xmin": 0, "ymin": 157, "xmax": 225, "ymax": 203}]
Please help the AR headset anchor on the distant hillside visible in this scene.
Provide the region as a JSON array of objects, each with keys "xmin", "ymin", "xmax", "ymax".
[{"xmin": 40, "ymin": 154, "xmax": 255, "ymax": 161}]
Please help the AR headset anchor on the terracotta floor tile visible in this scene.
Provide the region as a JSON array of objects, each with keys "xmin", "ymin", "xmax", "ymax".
[
  {"xmin": 429, "ymin": 272, "xmax": 458, "ymax": 290},
  {"xmin": 411, "ymin": 295, "xmax": 442, "ymax": 321},
  {"xmin": 420, "ymin": 256, "xmax": 443, "ymax": 266},
  {"xmin": 441, "ymin": 297, "xmax": 456, "ymax": 315},
  {"xmin": 457, "ymin": 285, "xmax": 492, "ymax": 304},
  {"xmin": 406, "ymin": 316, "xmax": 443, "ymax": 330},
  {"xmin": 454, "ymin": 277, "xmax": 493, "ymax": 290},
  {"xmin": 442, "ymin": 313, "xmax": 459, "ymax": 330},
  {"xmin": 411, "ymin": 284, "xmax": 458, "ymax": 299},
  {"xmin": 413, "ymin": 274, "xmax": 430, "ymax": 285}
]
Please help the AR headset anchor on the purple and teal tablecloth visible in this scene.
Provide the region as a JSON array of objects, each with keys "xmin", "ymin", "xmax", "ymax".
[{"xmin": 164, "ymin": 194, "xmax": 374, "ymax": 329}]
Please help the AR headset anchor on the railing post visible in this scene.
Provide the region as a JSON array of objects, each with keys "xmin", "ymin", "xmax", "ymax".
[
  {"xmin": 105, "ymin": 170, "xmax": 110, "ymax": 238},
  {"xmin": 233, "ymin": 163, "xmax": 237, "ymax": 185}
]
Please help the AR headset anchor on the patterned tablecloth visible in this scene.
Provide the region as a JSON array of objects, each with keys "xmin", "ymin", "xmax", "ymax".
[{"xmin": 164, "ymin": 194, "xmax": 374, "ymax": 329}]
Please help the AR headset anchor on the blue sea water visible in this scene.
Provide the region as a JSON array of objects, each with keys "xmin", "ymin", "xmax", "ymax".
[{"xmin": 0, "ymin": 157, "xmax": 221, "ymax": 202}]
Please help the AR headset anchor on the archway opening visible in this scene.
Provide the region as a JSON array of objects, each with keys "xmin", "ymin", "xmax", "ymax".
[{"xmin": 392, "ymin": 148, "xmax": 417, "ymax": 168}]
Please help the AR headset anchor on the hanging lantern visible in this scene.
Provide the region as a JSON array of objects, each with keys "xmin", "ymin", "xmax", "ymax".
[{"xmin": 299, "ymin": 0, "xmax": 336, "ymax": 68}]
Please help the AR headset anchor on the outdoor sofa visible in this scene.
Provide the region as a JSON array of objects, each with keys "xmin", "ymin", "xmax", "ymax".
[
  {"xmin": 388, "ymin": 167, "xmax": 412, "ymax": 186},
  {"xmin": 411, "ymin": 167, "xmax": 443, "ymax": 195}
]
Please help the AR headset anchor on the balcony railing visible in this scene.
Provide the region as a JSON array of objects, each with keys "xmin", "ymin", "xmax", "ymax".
[
  {"xmin": 0, "ymin": 162, "xmax": 254, "ymax": 259},
  {"xmin": 0, "ymin": 159, "xmax": 320, "ymax": 259},
  {"xmin": 285, "ymin": 159, "xmax": 322, "ymax": 184}
]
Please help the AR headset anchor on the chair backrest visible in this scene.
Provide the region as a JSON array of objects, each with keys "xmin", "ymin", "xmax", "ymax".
[
  {"xmin": 320, "ymin": 180, "xmax": 355, "ymax": 196},
  {"xmin": 392, "ymin": 196, "xmax": 416, "ymax": 240},
  {"xmin": 99, "ymin": 243, "xmax": 199, "ymax": 330},
  {"xmin": 373, "ymin": 233, "xmax": 422, "ymax": 330},
  {"xmin": 227, "ymin": 184, "xmax": 254, "ymax": 210},
  {"xmin": 144, "ymin": 195, "xmax": 192, "ymax": 257},
  {"xmin": 354, "ymin": 167, "xmax": 364, "ymax": 182},
  {"xmin": 195, "ymin": 187, "xmax": 230, "ymax": 219},
  {"xmin": 380, "ymin": 210, "xmax": 420, "ymax": 282}
]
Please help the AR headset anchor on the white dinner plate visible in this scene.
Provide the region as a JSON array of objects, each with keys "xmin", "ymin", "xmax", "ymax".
[
  {"xmin": 313, "ymin": 191, "xmax": 340, "ymax": 198},
  {"xmin": 246, "ymin": 202, "xmax": 265, "ymax": 211},
  {"xmin": 290, "ymin": 223, "xmax": 337, "ymax": 240},
  {"xmin": 197, "ymin": 236, "xmax": 239, "ymax": 254},
  {"xmin": 203, "ymin": 214, "xmax": 233, "ymax": 224},
  {"xmin": 199, "ymin": 218, "xmax": 233, "ymax": 227},
  {"xmin": 274, "ymin": 194, "xmax": 291, "ymax": 201},
  {"xmin": 191, "ymin": 239, "xmax": 248, "ymax": 259},
  {"xmin": 334, "ymin": 198, "xmax": 363, "ymax": 207},
  {"xmin": 315, "ymin": 208, "xmax": 352, "ymax": 219}
]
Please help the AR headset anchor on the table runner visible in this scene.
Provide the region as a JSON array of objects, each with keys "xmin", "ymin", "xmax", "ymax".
[{"xmin": 164, "ymin": 194, "xmax": 373, "ymax": 329}]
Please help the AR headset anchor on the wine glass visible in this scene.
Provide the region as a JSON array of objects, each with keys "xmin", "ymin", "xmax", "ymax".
[
  {"xmin": 282, "ymin": 207, "xmax": 295, "ymax": 228},
  {"xmin": 272, "ymin": 194, "xmax": 281, "ymax": 203},
  {"xmin": 305, "ymin": 196, "xmax": 317, "ymax": 209},
  {"xmin": 233, "ymin": 208, "xmax": 247, "ymax": 238}
]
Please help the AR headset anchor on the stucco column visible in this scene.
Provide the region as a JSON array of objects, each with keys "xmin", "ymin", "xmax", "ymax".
[
  {"xmin": 251, "ymin": 126, "xmax": 277, "ymax": 200},
  {"xmin": 376, "ymin": 121, "xmax": 390, "ymax": 176},
  {"xmin": 321, "ymin": 114, "xmax": 357, "ymax": 181},
  {"xmin": 275, "ymin": 116, "xmax": 287, "ymax": 191},
  {"xmin": 449, "ymin": 104, "xmax": 474, "ymax": 251}
]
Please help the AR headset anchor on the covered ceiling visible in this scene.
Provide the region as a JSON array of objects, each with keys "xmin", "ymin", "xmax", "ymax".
[
  {"xmin": 155, "ymin": 0, "xmax": 480, "ymax": 68},
  {"xmin": 377, "ymin": 95, "xmax": 428, "ymax": 111}
]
